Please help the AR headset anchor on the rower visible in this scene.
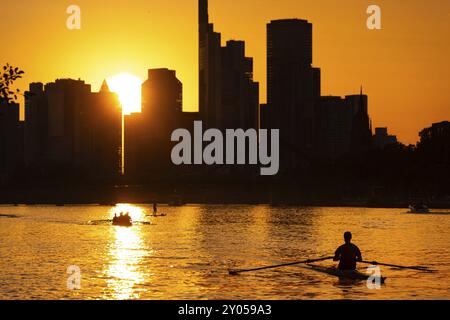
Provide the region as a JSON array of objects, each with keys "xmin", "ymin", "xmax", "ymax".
[
  {"xmin": 333, "ymin": 232, "xmax": 362, "ymax": 271},
  {"xmin": 153, "ymin": 203, "xmax": 158, "ymax": 214}
]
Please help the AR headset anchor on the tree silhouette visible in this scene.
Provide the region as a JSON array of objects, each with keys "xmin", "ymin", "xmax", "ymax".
[{"xmin": 0, "ymin": 63, "xmax": 25, "ymax": 104}]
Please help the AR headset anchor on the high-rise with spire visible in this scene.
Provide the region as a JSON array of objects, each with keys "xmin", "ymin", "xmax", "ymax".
[
  {"xmin": 100, "ymin": 79, "xmax": 110, "ymax": 92},
  {"xmin": 348, "ymin": 88, "xmax": 372, "ymax": 154}
]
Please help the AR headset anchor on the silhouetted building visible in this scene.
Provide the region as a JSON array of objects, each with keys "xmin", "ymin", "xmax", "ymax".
[
  {"xmin": 44, "ymin": 79, "xmax": 91, "ymax": 167},
  {"xmin": 267, "ymin": 19, "xmax": 321, "ymax": 170},
  {"xmin": 373, "ymin": 127, "xmax": 397, "ymax": 150},
  {"xmin": 91, "ymin": 80, "xmax": 123, "ymax": 177},
  {"xmin": 315, "ymin": 90, "xmax": 373, "ymax": 160},
  {"xmin": 24, "ymin": 83, "xmax": 47, "ymax": 168},
  {"xmin": 0, "ymin": 102, "xmax": 22, "ymax": 184},
  {"xmin": 125, "ymin": 69, "xmax": 183, "ymax": 178},
  {"xmin": 221, "ymin": 40, "xmax": 259, "ymax": 129},
  {"xmin": 418, "ymin": 121, "xmax": 450, "ymax": 164},
  {"xmin": 316, "ymin": 96, "xmax": 353, "ymax": 160},
  {"xmin": 199, "ymin": 0, "xmax": 221, "ymax": 127},
  {"xmin": 347, "ymin": 90, "xmax": 372, "ymax": 153},
  {"xmin": 24, "ymin": 79, "xmax": 122, "ymax": 180},
  {"xmin": 142, "ymin": 69, "xmax": 183, "ymax": 118},
  {"xmin": 199, "ymin": 0, "xmax": 259, "ymax": 129}
]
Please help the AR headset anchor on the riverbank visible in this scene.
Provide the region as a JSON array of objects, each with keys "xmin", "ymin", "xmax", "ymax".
[{"xmin": 1, "ymin": 184, "xmax": 449, "ymax": 209}]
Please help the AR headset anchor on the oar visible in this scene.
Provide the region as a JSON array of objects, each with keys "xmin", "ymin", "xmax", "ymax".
[
  {"xmin": 229, "ymin": 256, "xmax": 334, "ymax": 275},
  {"xmin": 360, "ymin": 260, "xmax": 435, "ymax": 272}
]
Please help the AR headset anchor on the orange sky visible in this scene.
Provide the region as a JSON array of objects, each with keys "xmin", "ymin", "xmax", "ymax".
[{"xmin": 1, "ymin": 0, "xmax": 449, "ymax": 144}]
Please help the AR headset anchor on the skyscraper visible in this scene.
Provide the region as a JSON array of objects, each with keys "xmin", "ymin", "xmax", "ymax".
[
  {"xmin": 91, "ymin": 80, "xmax": 123, "ymax": 177},
  {"xmin": 316, "ymin": 96, "xmax": 353, "ymax": 160},
  {"xmin": 125, "ymin": 68, "xmax": 183, "ymax": 178},
  {"xmin": 24, "ymin": 83, "xmax": 47, "ymax": 168},
  {"xmin": 24, "ymin": 79, "xmax": 122, "ymax": 179},
  {"xmin": 199, "ymin": 0, "xmax": 222, "ymax": 127},
  {"xmin": 221, "ymin": 40, "xmax": 259, "ymax": 130},
  {"xmin": 315, "ymin": 92, "xmax": 372, "ymax": 160},
  {"xmin": 347, "ymin": 90, "xmax": 372, "ymax": 153},
  {"xmin": 41, "ymin": 79, "xmax": 93, "ymax": 167},
  {"xmin": 141, "ymin": 69, "xmax": 182, "ymax": 118},
  {"xmin": 199, "ymin": 0, "xmax": 259, "ymax": 130},
  {"xmin": 267, "ymin": 19, "xmax": 321, "ymax": 171},
  {"xmin": 0, "ymin": 102, "xmax": 22, "ymax": 184}
]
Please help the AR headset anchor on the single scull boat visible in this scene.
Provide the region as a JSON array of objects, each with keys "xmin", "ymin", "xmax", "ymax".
[{"xmin": 306, "ymin": 264, "xmax": 387, "ymax": 283}]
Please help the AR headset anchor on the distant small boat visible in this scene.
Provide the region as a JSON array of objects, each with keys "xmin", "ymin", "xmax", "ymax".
[
  {"xmin": 0, "ymin": 214, "xmax": 18, "ymax": 219},
  {"xmin": 112, "ymin": 214, "xmax": 133, "ymax": 227},
  {"xmin": 409, "ymin": 204, "xmax": 430, "ymax": 214},
  {"xmin": 307, "ymin": 264, "xmax": 387, "ymax": 283},
  {"xmin": 148, "ymin": 213, "xmax": 167, "ymax": 217},
  {"xmin": 112, "ymin": 220, "xmax": 133, "ymax": 227}
]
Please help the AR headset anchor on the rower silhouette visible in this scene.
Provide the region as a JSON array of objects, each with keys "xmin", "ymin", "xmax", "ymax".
[
  {"xmin": 113, "ymin": 212, "xmax": 132, "ymax": 225},
  {"xmin": 333, "ymin": 232, "xmax": 362, "ymax": 271}
]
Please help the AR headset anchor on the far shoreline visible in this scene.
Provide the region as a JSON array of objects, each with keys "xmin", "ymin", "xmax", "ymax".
[
  {"xmin": 1, "ymin": 201, "xmax": 450, "ymax": 210},
  {"xmin": 1, "ymin": 184, "xmax": 449, "ymax": 209}
]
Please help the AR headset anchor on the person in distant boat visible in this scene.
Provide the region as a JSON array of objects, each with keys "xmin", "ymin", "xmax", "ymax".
[
  {"xmin": 153, "ymin": 203, "xmax": 158, "ymax": 214},
  {"xmin": 112, "ymin": 214, "xmax": 118, "ymax": 224},
  {"xmin": 333, "ymin": 232, "xmax": 362, "ymax": 271}
]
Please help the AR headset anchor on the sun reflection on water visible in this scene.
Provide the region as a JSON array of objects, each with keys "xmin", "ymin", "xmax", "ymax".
[{"xmin": 104, "ymin": 204, "xmax": 148, "ymax": 300}]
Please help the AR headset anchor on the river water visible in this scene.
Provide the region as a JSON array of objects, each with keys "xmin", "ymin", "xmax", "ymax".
[{"xmin": 0, "ymin": 205, "xmax": 449, "ymax": 300}]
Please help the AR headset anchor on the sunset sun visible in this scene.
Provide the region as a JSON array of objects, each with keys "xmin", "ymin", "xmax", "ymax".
[{"xmin": 107, "ymin": 73, "xmax": 142, "ymax": 114}]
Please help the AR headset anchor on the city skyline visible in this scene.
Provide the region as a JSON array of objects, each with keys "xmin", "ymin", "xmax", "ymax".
[
  {"xmin": 1, "ymin": 0, "xmax": 449, "ymax": 144},
  {"xmin": 2, "ymin": 0, "xmax": 447, "ymax": 185},
  {"xmin": 1, "ymin": 0, "xmax": 450, "ymax": 305}
]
